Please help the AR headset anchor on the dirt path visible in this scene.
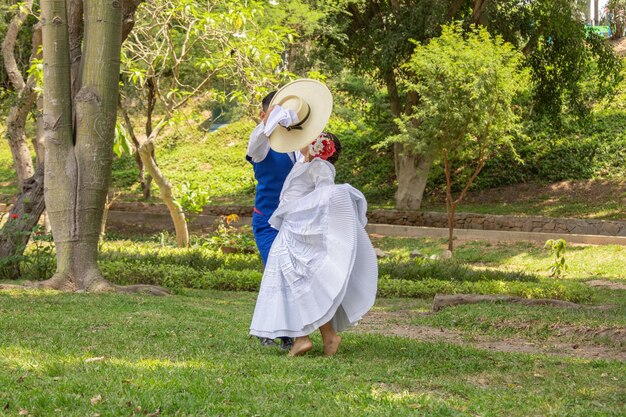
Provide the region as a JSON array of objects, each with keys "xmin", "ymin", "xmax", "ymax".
[{"xmin": 352, "ymin": 309, "xmax": 626, "ymax": 362}]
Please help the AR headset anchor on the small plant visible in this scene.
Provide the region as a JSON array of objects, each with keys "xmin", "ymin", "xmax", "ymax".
[
  {"xmin": 207, "ymin": 214, "xmax": 256, "ymax": 254},
  {"xmin": 0, "ymin": 212, "xmax": 30, "ymax": 279},
  {"xmin": 178, "ymin": 181, "xmax": 210, "ymax": 221},
  {"xmin": 544, "ymin": 238, "xmax": 568, "ymax": 278},
  {"xmin": 22, "ymin": 225, "xmax": 56, "ymax": 280}
]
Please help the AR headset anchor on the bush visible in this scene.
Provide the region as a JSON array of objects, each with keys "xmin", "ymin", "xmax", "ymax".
[
  {"xmin": 378, "ymin": 256, "xmax": 539, "ymax": 283},
  {"xmin": 377, "ymin": 277, "xmax": 593, "ymax": 303}
]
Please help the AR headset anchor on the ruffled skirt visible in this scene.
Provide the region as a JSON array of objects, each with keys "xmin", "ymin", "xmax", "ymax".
[{"xmin": 249, "ymin": 184, "xmax": 378, "ymax": 338}]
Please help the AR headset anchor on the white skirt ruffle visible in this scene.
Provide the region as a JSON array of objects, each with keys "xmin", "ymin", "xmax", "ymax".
[{"xmin": 249, "ymin": 184, "xmax": 378, "ymax": 338}]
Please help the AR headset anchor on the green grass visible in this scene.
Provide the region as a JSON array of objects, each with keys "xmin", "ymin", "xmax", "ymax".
[
  {"xmin": 111, "ymin": 120, "xmax": 257, "ymax": 205},
  {"xmin": 374, "ymin": 237, "xmax": 626, "ymax": 282},
  {"xmin": 0, "ymin": 137, "xmax": 18, "ymax": 197},
  {"xmin": 0, "ymin": 289, "xmax": 624, "ymax": 416}
]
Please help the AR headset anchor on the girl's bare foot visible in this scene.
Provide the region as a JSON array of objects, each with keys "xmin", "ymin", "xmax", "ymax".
[
  {"xmin": 288, "ymin": 337, "xmax": 313, "ymax": 356},
  {"xmin": 323, "ymin": 334, "xmax": 342, "ymax": 356}
]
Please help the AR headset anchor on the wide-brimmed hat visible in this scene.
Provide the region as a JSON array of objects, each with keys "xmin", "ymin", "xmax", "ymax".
[{"xmin": 268, "ymin": 79, "xmax": 333, "ymax": 153}]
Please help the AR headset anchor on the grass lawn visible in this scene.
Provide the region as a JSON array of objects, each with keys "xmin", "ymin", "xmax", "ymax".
[
  {"xmin": 2, "ymin": 235, "xmax": 626, "ymax": 416},
  {"xmin": 0, "ymin": 288, "xmax": 624, "ymax": 416}
]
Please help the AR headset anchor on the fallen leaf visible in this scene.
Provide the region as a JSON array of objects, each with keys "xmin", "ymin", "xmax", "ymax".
[
  {"xmin": 85, "ymin": 357, "xmax": 105, "ymax": 363},
  {"xmin": 90, "ymin": 394, "xmax": 102, "ymax": 405},
  {"xmin": 19, "ymin": 409, "xmax": 28, "ymax": 416},
  {"xmin": 216, "ymin": 378, "xmax": 224, "ymax": 385},
  {"xmin": 146, "ymin": 409, "xmax": 161, "ymax": 416}
]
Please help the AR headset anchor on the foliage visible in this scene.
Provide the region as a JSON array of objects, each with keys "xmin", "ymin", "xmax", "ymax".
[
  {"xmin": 121, "ymin": 0, "xmax": 295, "ymax": 119},
  {"xmin": 484, "ymin": 0, "xmax": 623, "ymax": 120},
  {"xmin": 328, "ymin": 75, "xmax": 396, "ymax": 204},
  {"xmin": 205, "ymin": 214, "xmax": 256, "ymax": 253},
  {"xmin": 395, "ymin": 23, "xmax": 527, "ymax": 160},
  {"xmin": 177, "ymin": 181, "xmax": 210, "ymax": 218},
  {"xmin": 606, "ymin": 0, "xmax": 626, "ymax": 39},
  {"xmin": 0, "ymin": 212, "xmax": 28, "ymax": 279},
  {"xmin": 113, "ymin": 123, "xmax": 133, "ymax": 158},
  {"xmin": 11, "ymin": 234, "xmax": 598, "ymax": 304},
  {"xmin": 0, "ymin": 214, "xmax": 54, "ymax": 280},
  {"xmin": 320, "ymin": 0, "xmax": 449, "ymax": 81},
  {"xmin": 393, "ymin": 22, "xmax": 527, "ymax": 249},
  {"xmin": 544, "ymin": 238, "xmax": 568, "ymax": 278}
]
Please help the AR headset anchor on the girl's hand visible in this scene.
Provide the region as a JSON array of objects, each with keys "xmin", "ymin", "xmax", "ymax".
[{"xmin": 262, "ymin": 105, "xmax": 276, "ymax": 125}]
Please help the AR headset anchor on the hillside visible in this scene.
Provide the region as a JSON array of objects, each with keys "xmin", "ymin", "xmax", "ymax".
[{"xmin": 1, "ymin": 114, "xmax": 625, "ymax": 220}]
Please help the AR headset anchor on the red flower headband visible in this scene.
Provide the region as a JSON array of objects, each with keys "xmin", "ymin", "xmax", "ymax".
[{"xmin": 308, "ymin": 133, "xmax": 336, "ymax": 161}]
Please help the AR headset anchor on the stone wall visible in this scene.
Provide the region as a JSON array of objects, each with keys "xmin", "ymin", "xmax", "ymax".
[
  {"xmin": 3, "ymin": 202, "xmax": 626, "ymax": 237},
  {"xmin": 367, "ymin": 210, "xmax": 626, "ymax": 237}
]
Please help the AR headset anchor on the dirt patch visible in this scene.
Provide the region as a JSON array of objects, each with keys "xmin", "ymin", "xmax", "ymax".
[
  {"xmin": 353, "ymin": 309, "xmax": 626, "ymax": 362},
  {"xmin": 586, "ymin": 280, "xmax": 626, "ymax": 290}
]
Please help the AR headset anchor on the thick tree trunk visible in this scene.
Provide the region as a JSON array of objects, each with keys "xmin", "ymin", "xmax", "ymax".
[
  {"xmin": 36, "ymin": 0, "xmax": 167, "ymax": 295},
  {"xmin": 384, "ymin": 70, "xmax": 432, "ymax": 210},
  {"xmin": 0, "ymin": 164, "xmax": 46, "ymax": 279},
  {"xmin": 395, "ymin": 144, "xmax": 434, "ymax": 210}
]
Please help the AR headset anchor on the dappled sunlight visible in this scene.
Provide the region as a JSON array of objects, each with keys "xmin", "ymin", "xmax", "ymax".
[
  {"xmin": 0, "ymin": 344, "xmax": 217, "ymax": 375},
  {"xmin": 0, "ymin": 287, "xmax": 63, "ymax": 299},
  {"xmin": 0, "ymin": 346, "xmax": 42, "ymax": 371}
]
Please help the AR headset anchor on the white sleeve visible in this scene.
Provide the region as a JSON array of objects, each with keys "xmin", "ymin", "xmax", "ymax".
[
  {"xmin": 246, "ymin": 123, "xmax": 270, "ymax": 163},
  {"xmin": 309, "ymin": 159, "xmax": 335, "ymax": 188}
]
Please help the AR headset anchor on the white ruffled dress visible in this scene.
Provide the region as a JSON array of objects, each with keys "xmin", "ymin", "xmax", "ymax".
[{"xmin": 249, "ymin": 158, "xmax": 378, "ymax": 338}]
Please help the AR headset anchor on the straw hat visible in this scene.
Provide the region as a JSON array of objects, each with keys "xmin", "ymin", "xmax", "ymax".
[{"xmin": 268, "ymin": 79, "xmax": 333, "ymax": 153}]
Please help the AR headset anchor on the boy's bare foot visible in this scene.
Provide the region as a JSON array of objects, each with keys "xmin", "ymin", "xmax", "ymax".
[
  {"xmin": 288, "ymin": 337, "xmax": 313, "ymax": 356},
  {"xmin": 323, "ymin": 335, "xmax": 342, "ymax": 356}
]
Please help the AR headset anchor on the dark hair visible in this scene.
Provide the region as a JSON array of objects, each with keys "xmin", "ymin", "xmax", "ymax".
[
  {"xmin": 323, "ymin": 132, "xmax": 342, "ymax": 165},
  {"xmin": 262, "ymin": 91, "xmax": 276, "ymax": 113}
]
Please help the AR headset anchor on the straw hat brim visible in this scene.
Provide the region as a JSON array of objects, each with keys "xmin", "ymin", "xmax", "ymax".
[{"xmin": 268, "ymin": 79, "xmax": 333, "ymax": 153}]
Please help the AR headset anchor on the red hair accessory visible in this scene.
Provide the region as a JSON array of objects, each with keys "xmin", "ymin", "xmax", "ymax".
[{"xmin": 308, "ymin": 133, "xmax": 336, "ymax": 161}]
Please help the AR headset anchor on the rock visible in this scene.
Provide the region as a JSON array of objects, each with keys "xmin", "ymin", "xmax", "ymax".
[
  {"xmin": 409, "ymin": 249, "xmax": 423, "ymax": 259},
  {"xmin": 429, "ymin": 254, "xmax": 440, "ymax": 260},
  {"xmin": 441, "ymin": 250, "xmax": 453, "ymax": 260},
  {"xmin": 374, "ymin": 248, "xmax": 388, "ymax": 259}
]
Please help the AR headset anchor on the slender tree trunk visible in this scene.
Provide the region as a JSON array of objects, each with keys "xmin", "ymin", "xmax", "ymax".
[
  {"xmin": 0, "ymin": 164, "xmax": 46, "ymax": 279},
  {"xmin": 2, "ymin": 0, "xmax": 36, "ymax": 187},
  {"xmin": 142, "ymin": 77, "xmax": 157, "ymax": 199},
  {"xmin": 120, "ymin": 103, "xmax": 189, "ymax": 247},
  {"xmin": 137, "ymin": 129, "xmax": 189, "ymax": 247},
  {"xmin": 442, "ymin": 148, "xmax": 455, "ymax": 251}
]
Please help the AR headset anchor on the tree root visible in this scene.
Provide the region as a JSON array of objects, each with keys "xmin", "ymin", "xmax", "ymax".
[
  {"xmin": 432, "ymin": 294, "xmax": 585, "ymax": 312},
  {"xmin": 4, "ymin": 271, "xmax": 170, "ymax": 296}
]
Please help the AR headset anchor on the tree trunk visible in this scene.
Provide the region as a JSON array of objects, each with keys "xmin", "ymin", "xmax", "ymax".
[
  {"xmin": 138, "ymin": 134, "xmax": 189, "ymax": 247},
  {"xmin": 395, "ymin": 144, "xmax": 434, "ymax": 210},
  {"xmin": 384, "ymin": 69, "xmax": 432, "ymax": 210},
  {"xmin": 2, "ymin": 0, "xmax": 36, "ymax": 187},
  {"xmin": 143, "ymin": 77, "xmax": 157, "ymax": 199},
  {"xmin": 0, "ymin": 164, "xmax": 46, "ymax": 279},
  {"xmin": 120, "ymin": 102, "xmax": 189, "ymax": 247},
  {"xmin": 443, "ymin": 148, "xmax": 455, "ymax": 251},
  {"xmin": 37, "ymin": 0, "xmax": 167, "ymax": 295}
]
